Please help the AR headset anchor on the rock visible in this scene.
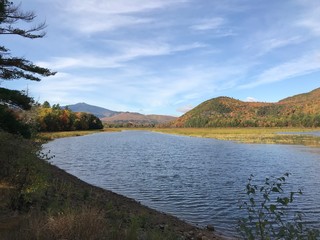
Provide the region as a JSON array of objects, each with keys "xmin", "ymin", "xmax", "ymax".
[
  {"xmin": 184, "ymin": 232, "xmax": 191, "ymax": 238},
  {"xmin": 159, "ymin": 224, "xmax": 167, "ymax": 230},
  {"xmin": 206, "ymin": 224, "xmax": 215, "ymax": 231},
  {"xmin": 196, "ymin": 232, "xmax": 203, "ymax": 240},
  {"xmin": 202, "ymin": 236, "xmax": 209, "ymax": 240}
]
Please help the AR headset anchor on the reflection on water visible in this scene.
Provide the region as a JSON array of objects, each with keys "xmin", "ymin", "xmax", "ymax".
[{"xmin": 44, "ymin": 131, "xmax": 320, "ymax": 237}]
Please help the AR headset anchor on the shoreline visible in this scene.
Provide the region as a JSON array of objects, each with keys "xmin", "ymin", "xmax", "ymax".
[
  {"xmin": 44, "ymin": 161, "xmax": 229, "ymax": 239},
  {"xmin": 39, "ymin": 127, "xmax": 320, "ymax": 147},
  {"xmin": 1, "ymin": 160, "xmax": 228, "ymax": 239},
  {"xmin": 150, "ymin": 127, "xmax": 320, "ymax": 147},
  {"xmin": 29, "ymin": 127, "xmax": 320, "ymax": 239},
  {"xmin": 1, "ymin": 129, "xmax": 228, "ymax": 239}
]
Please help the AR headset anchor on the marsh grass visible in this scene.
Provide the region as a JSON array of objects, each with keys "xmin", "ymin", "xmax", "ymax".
[
  {"xmin": 38, "ymin": 128, "xmax": 120, "ymax": 141},
  {"xmin": 152, "ymin": 128, "xmax": 320, "ymax": 146}
]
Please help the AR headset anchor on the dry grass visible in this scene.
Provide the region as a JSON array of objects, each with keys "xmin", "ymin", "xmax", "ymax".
[
  {"xmin": 38, "ymin": 128, "xmax": 120, "ymax": 140},
  {"xmin": 7, "ymin": 207, "xmax": 108, "ymax": 240},
  {"xmin": 152, "ymin": 128, "xmax": 320, "ymax": 146}
]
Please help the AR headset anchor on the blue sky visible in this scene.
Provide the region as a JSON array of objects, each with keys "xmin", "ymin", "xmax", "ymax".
[{"xmin": 2, "ymin": 0, "xmax": 320, "ymax": 116}]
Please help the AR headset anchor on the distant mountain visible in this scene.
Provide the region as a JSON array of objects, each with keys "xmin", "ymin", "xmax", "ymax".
[
  {"xmin": 65, "ymin": 103, "xmax": 176, "ymax": 125},
  {"xmin": 101, "ymin": 112, "xmax": 176, "ymax": 125},
  {"xmin": 170, "ymin": 88, "xmax": 320, "ymax": 128},
  {"xmin": 65, "ymin": 103, "xmax": 119, "ymax": 118}
]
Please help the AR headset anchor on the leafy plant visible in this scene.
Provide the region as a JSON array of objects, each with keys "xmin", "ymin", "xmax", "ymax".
[{"xmin": 238, "ymin": 173, "xmax": 319, "ymax": 239}]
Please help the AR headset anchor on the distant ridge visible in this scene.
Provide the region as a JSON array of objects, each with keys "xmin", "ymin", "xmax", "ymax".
[
  {"xmin": 65, "ymin": 103, "xmax": 119, "ymax": 118},
  {"xmin": 170, "ymin": 88, "xmax": 320, "ymax": 128},
  {"xmin": 65, "ymin": 103, "xmax": 176, "ymax": 125},
  {"xmin": 101, "ymin": 112, "xmax": 176, "ymax": 125}
]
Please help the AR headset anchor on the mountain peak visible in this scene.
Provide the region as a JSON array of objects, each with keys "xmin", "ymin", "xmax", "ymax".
[{"xmin": 65, "ymin": 103, "xmax": 118, "ymax": 118}]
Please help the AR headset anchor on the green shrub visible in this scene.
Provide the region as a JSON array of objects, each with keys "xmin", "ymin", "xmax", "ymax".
[{"xmin": 238, "ymin": 173, "xmax": 320, "ymax": 239}]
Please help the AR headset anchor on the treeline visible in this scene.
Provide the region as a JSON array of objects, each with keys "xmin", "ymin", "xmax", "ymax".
[
  {"xmin": 104, "ymin": 122, "xmax": 156, "ymax": 128},
  {"xmin": 183, "ymin": 113, "xmax": 320, "ymax": 128},
  {"xmin": 37, "ymin": 101, "xmax": 103, "ymax": 132}
]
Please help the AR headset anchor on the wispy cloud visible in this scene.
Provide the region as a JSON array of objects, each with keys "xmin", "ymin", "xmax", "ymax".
[
  {"xmin": 50, "ymin": 0, "xmax": 190, "ymax": 34},
  {"xmin": 29, "ymin": 72, "xmax": 102, "ymax": 105},
  {"xmin": 240, "ymin": 51, "xmax": 320, "ymax": 89},
  {"xmin": 190, "ymin": 17, "xmax": 236, "ymax": 37},
  {"xmin": 37, "ymin": 41, "xmax": 206, "ymax": 70},
  {"xmin": 191, "ymin": 17, "xmax": 226, "ymax": 31},
  {"xmin": 63, "ymin": 0, "xmax": 189, "ymax": 15},
  {"xmin": 295, "ymin": 0, "xmax": 320, "ymax": 36},
  {"xmin": 257, "ymin": 36, "xmax": 304, "ymax": 56}
]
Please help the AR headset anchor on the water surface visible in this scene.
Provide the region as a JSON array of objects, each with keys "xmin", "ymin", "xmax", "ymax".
[{"xmin": 44, "ymin": 131, "xmax": 320, "ymax": 237}]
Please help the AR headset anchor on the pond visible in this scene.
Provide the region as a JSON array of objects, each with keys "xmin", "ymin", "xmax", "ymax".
[{"xmin": 44, "ymin": 130, "xmax": 320, "ymax": 237}]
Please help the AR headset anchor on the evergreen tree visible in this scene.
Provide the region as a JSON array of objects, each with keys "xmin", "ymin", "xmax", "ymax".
[{"xmin": 0, "ymin": 0, "xmax": 55, "ymax": 137}]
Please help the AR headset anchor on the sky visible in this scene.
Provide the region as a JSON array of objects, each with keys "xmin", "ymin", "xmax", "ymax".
[{"xmin": 2, "ymin": 0, "xmax": 320, "ymax": 116}]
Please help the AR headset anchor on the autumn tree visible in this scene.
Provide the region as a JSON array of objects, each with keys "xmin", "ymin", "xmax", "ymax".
[
  {"xmin": 0, "ymin": 0, "xmax": 55, "ymax": 137},
  {"xmin": 37, "ymin": 103, "xmax": 103, "ymax": 132}
]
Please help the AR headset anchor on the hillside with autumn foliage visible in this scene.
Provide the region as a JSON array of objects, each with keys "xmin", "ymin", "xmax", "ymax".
[
  {"xmin": 37, "ymin": 102, "xmax": 103, "ymax": 132},
  {"xmin": 171, "ymin": 88, "xmax": 320, "ymax": 128}
]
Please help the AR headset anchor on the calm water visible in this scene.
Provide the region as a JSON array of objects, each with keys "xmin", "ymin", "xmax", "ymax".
[{"xmin": 44, "ymin": 131, "xmax": 320, "ymax": 237}]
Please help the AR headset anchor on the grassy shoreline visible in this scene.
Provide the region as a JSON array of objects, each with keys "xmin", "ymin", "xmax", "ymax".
[
  {"xmin": 38, "ymin": 128, "xmax": 121, "ymax": 141},
  {"xmin": 0, "ymin": 131, "xmax": 225, "ymax": 239},
  {"xmin": 6, "ymin": 127, "xmax": 315, "ymax": 239},
  {"xmin": 38, "ymin": 127, "xmax": 320, "ymax": 147},
  {"xmin": 151, "ymin": 127, "xmax": 320, "ymax": 147}
]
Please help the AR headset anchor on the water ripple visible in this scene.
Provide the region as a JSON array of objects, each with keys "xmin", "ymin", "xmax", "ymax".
[{"xmin": 45, "ymin": 131, "xmax": 320, "ymax": 237}]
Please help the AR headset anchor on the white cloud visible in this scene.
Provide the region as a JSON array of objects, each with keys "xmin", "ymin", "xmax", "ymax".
[
  {"xmin": 32, "ymin": 72, "xmax": 100, "ymax": 92},
  {"xmin": 245, "ymin": 97, "xmax": 257, "ymax": 102},
  {"xmin": 177, "ymin": 105, "xmax": 194, "ymax": 113},
  {"xmin": 295, "ymin": 1, "xmax": 320, "ymax": 36},
  {"xmin": 191, "ymin": 17, "xmax": 225, "ymax": 31},
  {"xmin": 29, "ymin": 72, "xmax": 103, "ymax": 105},
  {"xmin": 257, "ymin": 36, "xmax": 304, "ymax": 56},
  {"xmin": 190, "ymin": 17, "xmax": 236, "ymax": 37},
  {"xmin": 37, "ymin": 41, "xmax": 206, "ymax": 70},
  {"xmin": 240, "ymin": 51, "xmax": 320, "ymax": 89},
  {"xmin": 63, "ymin": 0, "xmax": 189, "ymax": 15},
  {"xmin": 50, "ymin": 0, "xmax": 189, "ymax": 34},
  {"xmin": 76, "ymin": 15, "xmax": 153, "ymax": 33}
]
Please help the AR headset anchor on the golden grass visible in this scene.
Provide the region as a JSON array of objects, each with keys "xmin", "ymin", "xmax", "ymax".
[
  {"xmin": 38, "ymin": 128, "xmax": 120, "ymax": 140},
  {"xmin": 3, "ymin": 207, "xmax": 109, "ymax": 240},
  {"xmin": 37, "ymin": 127, "xmax": 320, "ymax": 146},
  {"xmin": 152, "ymin": 128, "xmax": 320, "ymax": 146}
]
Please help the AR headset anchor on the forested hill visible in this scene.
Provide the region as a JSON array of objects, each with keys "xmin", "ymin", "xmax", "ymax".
[{"xmin": 171, "ymin": 88, "xmax": 320, "ymax": 128}]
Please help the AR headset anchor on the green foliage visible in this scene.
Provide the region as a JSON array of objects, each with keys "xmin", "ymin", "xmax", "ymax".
[
  {"xmin": 0, "ymin": 105, "xmax": 32, "ymax": 138},
  {"xmin": 0, "ymin": 87, "xmax": 34, "ymax": 110},
  {"xmin": 42, "ymin": 101, "xmax": 51, "ymax": 108},
  {"xmin": 0, "ymin": 131, "xmax": 49, "ymax": 211},
  {"xmin": 0, "ymin": 88, "xmax": 36, "ymax": 138},
  {"xmin": 238, "ymin": 173, "xmax": 320, "ymax": 239}
]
